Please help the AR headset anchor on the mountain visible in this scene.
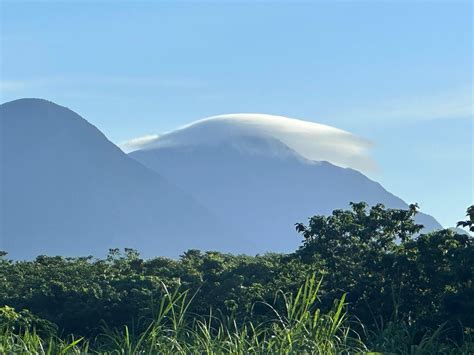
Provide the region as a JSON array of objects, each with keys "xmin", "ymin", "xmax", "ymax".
[
  {"xmin": 0, "ymin": 103, "xmax": 442, "ymax": 259},
  {"xmin": 0, "ymin": 99, "xmax": 250, "ymax": 259},
  {"xmin": 129, "ymin": 114, "xmax": 442, "ymax": 253},
  {"xmin": 449, "ymin": 227, "xmax": 471, "ymax": 236},
  {"xmin": 123, "ymin": 113, "xmax": 376, "ymax": 175}
]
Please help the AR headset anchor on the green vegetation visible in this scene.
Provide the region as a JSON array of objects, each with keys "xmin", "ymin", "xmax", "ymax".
[{"xmin": 1, "ymin": 203, "xmax": 473, "ymax": 354}]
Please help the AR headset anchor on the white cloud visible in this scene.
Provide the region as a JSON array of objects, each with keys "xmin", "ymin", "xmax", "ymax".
[
  {"xmin": 120, "ymin": 134, "xmax": 160, "ymax": 153},
  {"xmin": 121, "ymin": 113, "xmax": 376, "ymax": 174}
]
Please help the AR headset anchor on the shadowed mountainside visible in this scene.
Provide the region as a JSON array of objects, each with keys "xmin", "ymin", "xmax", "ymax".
[
  {"xmin": 0, "ymin": 99, "xmax": 251, "ymax": 259},
  {"xmin": 130, "ymin": 117, "xmax": 441, "ymax": 253},
  {"xmin": 0, "ymin": 100, "xmax": 441, "ymax": 258}
]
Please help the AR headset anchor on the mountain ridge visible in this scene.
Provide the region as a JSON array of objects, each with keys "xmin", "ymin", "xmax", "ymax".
[
  {"xmin": 130, "ymin": 116, "xmax": 441, "ymax": 253},
  {"xmin": 121, "ymin": 113, "xmax": 376, "ymax": 174},
  {"xmin": 0, "ymin": 98, "xmax": 251, "ymax": 259},
  {"xmin": 1, "ymin": 99, "xmax": 442, "ymax": 258}
]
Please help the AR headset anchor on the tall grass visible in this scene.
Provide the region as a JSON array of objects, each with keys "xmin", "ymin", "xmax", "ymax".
[
  {"xmin": 0, "ymin": 328, "xmax": 85, "ymax": 355},
  {"xmin": 1, "ymin": 275, "xmax": 470, "ymax": 354},
  {"xmin": 366, "ymin": 319, "xmax": 474, "ymax": 355},
  {"xmin": 92, "ymin": 275, "xmax": 365, "ymax": 354}
]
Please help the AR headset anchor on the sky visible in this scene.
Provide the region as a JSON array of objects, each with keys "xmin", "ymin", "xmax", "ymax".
[{"xmin": 1, "ymin": 0, "xmax": 472, "ymax": 228}]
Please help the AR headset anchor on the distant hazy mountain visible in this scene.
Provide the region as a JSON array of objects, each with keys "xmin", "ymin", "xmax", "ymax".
[
  {"xmin": 0, "ymin": 102, "xmax": 442, "ymax": 259},
  {"xmin": 0, "ymin": 99, "xmax": 250, "ymax": 259},
  {"xmin": 130, "ymin": 114, "xmax": 442, "ymax": 253},
  {"xmin": 449, "ymin": 227, "xmax": 471, "ymax": 236}
]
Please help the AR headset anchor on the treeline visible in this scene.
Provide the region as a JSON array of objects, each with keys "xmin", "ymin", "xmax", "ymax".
[{"xmin": 1, "ymin": 203, "xmax": 473, "ymax": 353}]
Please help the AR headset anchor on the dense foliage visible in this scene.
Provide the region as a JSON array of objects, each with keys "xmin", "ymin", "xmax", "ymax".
[{"xmin": 0, "ymin": 203, "xmax": 473, "ymax": 353}]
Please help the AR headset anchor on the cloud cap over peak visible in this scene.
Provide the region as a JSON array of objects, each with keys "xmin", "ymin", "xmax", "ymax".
[{"xmin": 122, "ymin": 113, "xmax": 376, "ymax": 174}]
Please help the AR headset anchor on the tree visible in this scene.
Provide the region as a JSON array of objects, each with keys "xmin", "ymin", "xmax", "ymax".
[
  {"xmin": 457, "ymin": 205, "xmax": 474, "ymax": 232},
  {"xmin": 294, "ymin": 202, "xmax": 474, "ymax": 338},
  {"xmin": 294, "ymin": 202, "xmax": 424, "ymax": 324}
]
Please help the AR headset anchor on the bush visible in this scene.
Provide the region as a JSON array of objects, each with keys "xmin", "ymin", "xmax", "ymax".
[{"xmin": 0, "ymin": 203, "xmax": 472, "ymax": 352}]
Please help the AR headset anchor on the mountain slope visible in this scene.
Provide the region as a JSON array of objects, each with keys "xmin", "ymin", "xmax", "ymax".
[
  {"xmin": 0, "ymin": 99, "xmax": 249, "ymax": 259},
  {"xmin": 130, "ymin": 114, "xmax": 442, "ymax": 254},
  {"xmin": 123, "ymin": 113, "xmax": 376, "ymax": 174}
]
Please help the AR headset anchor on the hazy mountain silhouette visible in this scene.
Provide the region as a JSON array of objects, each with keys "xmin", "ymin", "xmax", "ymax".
[
  {"xmin": 130, "ymin": 114, "xmax": 442, "ymax": 253},
  {"xmin": 0, "ymin": 101, "xmax": 442, "ymax": 258},
  {"xmin": 0, "ymin": 99, "xmax": 251, "ymax": 259}
]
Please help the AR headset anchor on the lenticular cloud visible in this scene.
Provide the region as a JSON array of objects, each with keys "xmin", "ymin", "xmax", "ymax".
[{"xmin": 121, "ymin": 113, "xmax": 376, "ymax": 174}]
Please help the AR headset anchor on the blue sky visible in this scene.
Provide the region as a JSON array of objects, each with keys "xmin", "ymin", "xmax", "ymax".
[{"xmin": 1, "ymin": 0, "xmax": 472, "ymax": 227}]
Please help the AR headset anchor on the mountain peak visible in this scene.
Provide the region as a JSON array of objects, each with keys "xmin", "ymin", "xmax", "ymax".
[
  {"xmin": 4, "ymin": 97, "xmax": 55, "ymax": 104},
  {"xmin": 1, "ymin": 98, "xmax": 94, "ymax": 131},
  {"xmin": 1, "ymin": 98, "xmax": 229, "ymax": 259},
  {"xmin": 1, "ymin": 97, "xmax": 119, "ymax": 160},
  {"xmin": 1, "ymin": 98, "xmax": 72, "ymax": 114},
  {"xmin": 122, "ymin": 113, "xmax": 376, "ymax": 174}
]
